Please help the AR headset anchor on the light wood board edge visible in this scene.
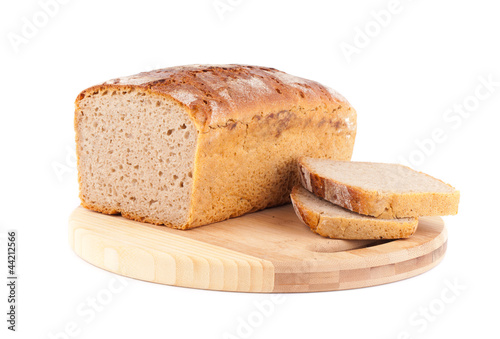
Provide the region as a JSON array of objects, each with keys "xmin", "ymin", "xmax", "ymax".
[
  {"xmin": 69, "ymin": 208, "xmax": 275, "ymax": 292},
  {"xmin": 272, "ymin": 241, "xmax": 447, "ymax": 292},
  {"xmin": 272, "ymin": 217, "xmax": 447, "ymax": 292}
]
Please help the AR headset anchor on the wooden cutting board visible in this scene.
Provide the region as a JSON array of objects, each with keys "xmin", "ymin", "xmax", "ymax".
[{"xmin": 69, "ymin": 205, "xmax": 447, "ymax": 293}]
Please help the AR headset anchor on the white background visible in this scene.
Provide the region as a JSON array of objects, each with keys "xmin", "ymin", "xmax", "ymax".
[{"xmin": 1, "ymin": 0, "xmax": 499, "ymax": 338}]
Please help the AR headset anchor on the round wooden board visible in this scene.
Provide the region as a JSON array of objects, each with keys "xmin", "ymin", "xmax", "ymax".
[{"xmin": 69, "ymin": 205, "xmax": 447, "ymax": 293}]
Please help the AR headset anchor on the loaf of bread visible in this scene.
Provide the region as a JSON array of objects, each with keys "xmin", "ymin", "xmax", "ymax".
[
  {"xmin": 291, "ymin": 186, "xmax": 418, "ymax": 239},
  {"xmin": 298, "ymin": 157, "xmax": 460, "ymax": 219},
  {"xmin": 75, "ymin": 65, "xmax": 356, "ymax": 229}
]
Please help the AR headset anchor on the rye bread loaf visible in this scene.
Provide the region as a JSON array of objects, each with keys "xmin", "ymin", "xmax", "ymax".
[
  {"xmin": 75, "ymin": 65, "xmax": 356, "ymax": 229},
  {"xmin": 291, "ymin": 186, "xmax": 418, "ymax": 239},
  {"xmin": 298, "ymin": 157, "xmax": 460, "ymax": 219}
]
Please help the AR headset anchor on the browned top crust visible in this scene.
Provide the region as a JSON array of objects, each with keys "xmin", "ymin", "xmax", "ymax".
[{"xmin": 76, "ymin": 64, "xmax": 352, "ymax": 132}]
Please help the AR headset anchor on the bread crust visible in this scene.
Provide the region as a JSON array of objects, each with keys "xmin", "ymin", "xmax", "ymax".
[
  {"xmin": 290, "ymin": 186, "xmax": 418, "ymax": 239},
  {"xmin": 298, "ymin": 159, "xmax": 460, "ymax": 218},
  {"xmin": 75, "ymin": 64, "xmax": 351, "ymax": 133}
]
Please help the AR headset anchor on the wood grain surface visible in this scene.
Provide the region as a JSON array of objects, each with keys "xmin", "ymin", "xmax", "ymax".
[{"xmin": 69, "ymin": 205, "xmax": 447, "ymax": 292}]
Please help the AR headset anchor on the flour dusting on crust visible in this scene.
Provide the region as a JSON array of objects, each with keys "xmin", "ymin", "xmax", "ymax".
[
  {"xmin": 326, "ymin": 86, "xmax": 348, "ymax": 104},
  {"xmin": 228, "ymin": 76, "xmax": 273, "ymax": 96},
  {"xmin": 168, "ymin": 90, "xmax": 198, "ymax": 106},
  {"xmin": 104, "ymin": 74, "xmax": 157, "ymax": 86},
  {"xmin": 344, "ymin": 117, "xmax": 356, "ymax": 131}
]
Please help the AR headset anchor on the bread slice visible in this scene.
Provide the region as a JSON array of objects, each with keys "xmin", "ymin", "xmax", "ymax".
[
  {"xmin": 291, "ymin": 186, "xmax": 418, "ymax": 239},
  {"xmin": 298, "ymin": 158, "xmax": 460, "ymax": 218}
]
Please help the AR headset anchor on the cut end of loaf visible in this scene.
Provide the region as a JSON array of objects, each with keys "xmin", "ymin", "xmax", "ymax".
[
  {"xmin": 75, "ymin": 86, "xmax": 198, "ymax": 229},
  {"xmin": 290, "ymin": 186, "xmax": 418, "ymax": 240}
]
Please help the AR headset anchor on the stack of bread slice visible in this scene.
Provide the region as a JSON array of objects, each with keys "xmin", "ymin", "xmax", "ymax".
[{"xmin": 290, "ymin": 158, "xmax": 460, "ymax": 239}]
